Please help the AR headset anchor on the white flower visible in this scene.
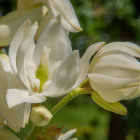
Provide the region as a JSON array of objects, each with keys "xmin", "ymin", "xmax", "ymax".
[
  {"xmin": 6, "ymin": 17, "xmax": 104, "ymax": 112},
  {"xmin": 88, "ymin": 42, "xmax": 140, "ymax": 102},
  {"xmin": 0, "ymin": 53, "xmax": 30, "ymax": 132},
  {"xmin": 0, "ymin": 0, "xmax": 82, "ymax": 46},
  {"xmin": 57, "ymin": 129, "xmax": 77, "ymax": 140},
  {"xmin": 18, "ymin": 0, "xmax": 82, "ymax": 32}
]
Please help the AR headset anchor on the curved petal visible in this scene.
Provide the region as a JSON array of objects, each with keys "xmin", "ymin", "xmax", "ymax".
[
  {"xmin": 48, "ymin": 0, "xmax": 82, "ymax": 32},
  {"xmin": 42, "ymin": 51, "xmax": 80, "ymax": 97},
  {"xmin": 72, "ymin": 42, "xmax": 105, "ymax": 89},
  {"xmin": 0, "ymin": 53, "xmax": 23, "ymax": 89},
  {"xmin": 58, "ymin": 129, "xmax": 77, "ymax": 140},
  {"xmin": 16, "ymin": 22, "xmax": 38, "ymax": 88},
  {"xmin": 34, "ymin": 17, "xmax": 72, "ymax": 66},
  {"xmin": 0, "ymin": 3, "xmax": 48, "ymax": 46},
  {"xmin": 22, "ymin": 103, "xmax": 31, "ymax": 128},
  {"xmin": 88, "ymin": 73, "xmax": 139, "ymax": 102},
  {"xmin": 6, "ymin": 89, "xmax": 46, "ymax": 108},
  {"xmin": 9, "ymin": 20, "xmax": 31, "ymax": 74},
  {"xmin": 97, "ymin": 42, "xmax": 140, "ymax": 58},
  {"xmin": 0, "ymin": 55, "xmax": 27, "ymax": 132},
  {"xmin": 89, "ymin": 51, "xmax": 140, "ymax": 79}
]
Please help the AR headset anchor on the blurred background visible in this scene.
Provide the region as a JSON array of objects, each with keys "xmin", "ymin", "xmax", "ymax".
[{"xmin": 0, "ymin": 0, "xmax": 140, "ymax": 140}]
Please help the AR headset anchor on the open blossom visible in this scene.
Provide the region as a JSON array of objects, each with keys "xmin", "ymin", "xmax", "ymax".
[
  {"xmin": 57, "ymin": 129, "xmax": 77, "ymax": 140},
  {"xmin": 88, "ymin": 42, "xmax": 140, "ymax": 102},
  {"xmin": 0, "ymin": 0, "xmax": 82, "ymax": 46},
  {"xmin": 5, "ymin": 17, "xmax": 104, "ymax": 124}
]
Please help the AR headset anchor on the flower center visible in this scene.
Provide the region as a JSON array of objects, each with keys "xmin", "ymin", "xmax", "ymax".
[{"xmin": 36, "ymin": 64, "xmax": 49, "ymax": 92}]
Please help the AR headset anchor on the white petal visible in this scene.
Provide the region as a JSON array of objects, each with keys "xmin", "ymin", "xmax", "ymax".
[
  {"xmin": 89, "ymin": 51, "xmax": 140, "ymax": 79},
  {"xmin": 72, "ymin": 42, "xmax": 105, "ymax": 89},
  {"xmin": 9, "ymin": 20, "xmax": 31, "ymax": 74},
  {"xmin": 22, "ymin": 103, "xmax": 31, "ymax": 128},
  {"xmin": 97, "ymin": 42, "xmax": 140, "ymax": 58},
  {"xmin": 48, "ymin": 0, "xmax": 82, "ymax": 32},
  {"xmin": 34, "ymin": 17, "xmax": 72, "ymax": 66},
  {"xmin": 0, "ymin": 4, "xmax": 48, "ymax": 46},
  {"xmin": 0, "ymin": 56, "xmax": 27, "ymax": 132},
  {"xmin": 88, "ymin": 73, "xmax": 139, "ymax": 102},
  {"xmin": 58, "ymin": 129, "xmax": 77, "ymax": 140},
  {"xmin": 42, "ymin": 51, "xmax": 80, "ymax": 97},
  {"xmin": 6, "ymin": 89, "xmax": 46, "ymax": 108},
  {"xmin": 16, "ymin": 22, "xmax": 38, "ymax": 88}
]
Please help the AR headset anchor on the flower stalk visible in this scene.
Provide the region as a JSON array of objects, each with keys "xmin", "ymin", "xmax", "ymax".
[{"xmin": 50, "ymin": 87, "xmax": 91, "ymax": 115}]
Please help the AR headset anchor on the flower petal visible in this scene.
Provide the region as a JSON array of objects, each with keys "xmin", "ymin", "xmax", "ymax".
[
  {"xmin": 6, "ymin": 89, "xmax": 46, "ymax": 108},
  {"xmin": 42, "ymin": 51, "xmax": 80, "ymax": 97},
  {"xmin": 16, "ymin": 22, "xmax": 38, "ymax": 88},
  {"xmin": 97, "ymin": 42, "xmax": 140, "ymax": 58},
  {"xmin": 9, "ymin": 20, "xmax": 31, "ymax": 74},
  {"xmin": 88, "ymin": 73, "xmax": 139, "ymax": 102},
  {"xmin": 72, "ymin": 42, "xmax": 105, "ymax": 89},
  {"xmin": 0, "ymin": 3, "xmax": 48, "ymax": 46},
  {"xmin": 0, "ymin": 55, "xmax": 27, "ymax": 132},
  {"xmin": 57, "ymin": 129, "xmax": 77, "ymax": 140},
  {"xmin": 22, "ymin": 103, "xmax": 31, "ymax": 128},
  {"xmin": 89, "ymin": 51, "xmax": 140, "ymax": 79},
  {"xmin": 48, "ymin": 0, "xmax": 82, "ymax": 32},
  {"xmin": 34, "ymin": 17, "xmax": 72, "ymax": 66}
]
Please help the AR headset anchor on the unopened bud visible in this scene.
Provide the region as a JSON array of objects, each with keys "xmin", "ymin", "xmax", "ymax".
[{"xmin": 31, "ymin": 106, "xmax": 52, "ymax": 126}]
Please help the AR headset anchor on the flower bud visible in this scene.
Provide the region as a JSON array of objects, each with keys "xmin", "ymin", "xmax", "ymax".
[
  {"xmin": 31, "ymin": 106, "xmax": 52, "ymax": 126},
  {"xmin": 88, "ymin": 42, "xmax": 140, "ymax": 102}
]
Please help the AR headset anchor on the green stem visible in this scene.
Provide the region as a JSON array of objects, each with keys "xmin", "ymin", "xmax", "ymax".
[
  {"xmin": 79, "ymin": 78, "xmax": 88, "ymax": 88},
  {"xmin": 50, "ymin": 88, "xmax": 91, "ymax": 115},
  {"xmin": 25, "ymin": 124, "xmax": 35, "ymax": 140}
]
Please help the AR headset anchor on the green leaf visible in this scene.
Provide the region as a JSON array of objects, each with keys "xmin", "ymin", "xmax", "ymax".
[{"xmin": 91, "ymin": 91, "xmax": 127, "ymax": 115}]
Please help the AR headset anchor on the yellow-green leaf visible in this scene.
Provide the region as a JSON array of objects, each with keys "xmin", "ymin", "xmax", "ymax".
[{"xmin": 91, "ymin": 91, "xmax": 127, "ymax": 115}]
